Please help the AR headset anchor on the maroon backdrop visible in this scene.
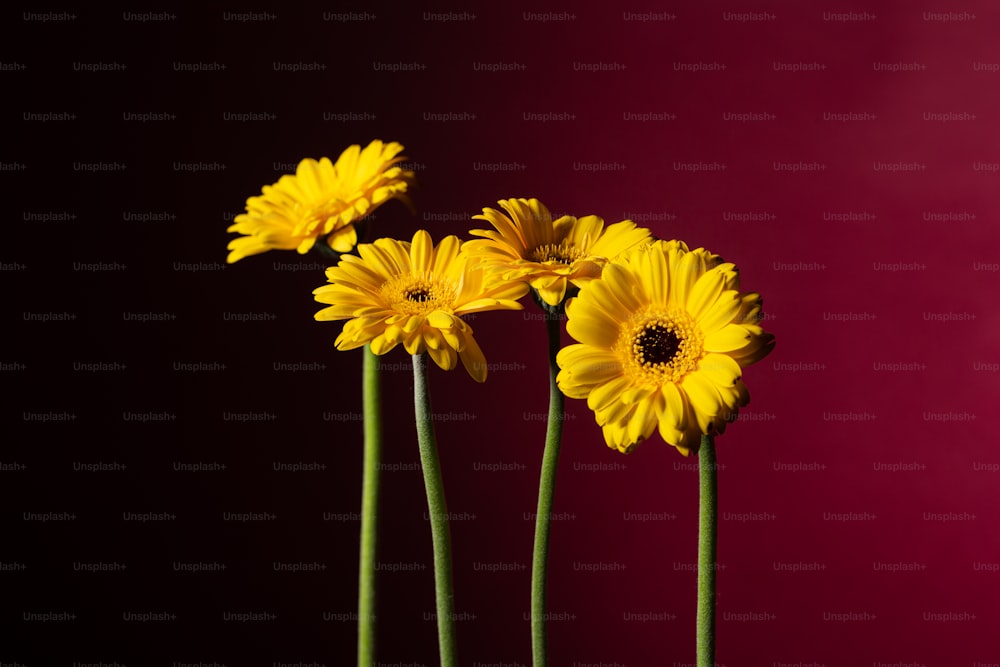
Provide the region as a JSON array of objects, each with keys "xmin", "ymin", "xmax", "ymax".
[{"xmin": 4, "ymin": 2, "xmax": 999, "ymax": 665}]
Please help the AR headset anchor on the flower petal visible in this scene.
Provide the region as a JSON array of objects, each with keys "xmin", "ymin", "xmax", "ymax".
[
  {"xmin": 557, "ymin": 348, "xmax": 623, "ymax": 392},
  {"xmin": 696, "ymin": 289, "xmax": 742, "ymax": 335},
  {"xmin": 459, "ymin": 334, "xmax": 488, "ymax": 383},
  {"xmin": 704, "ymin": 324, "xmax": 753, "ymax": 353},
  {"xmin": 586, "ymin": 375, "xmax": 634, "ymax": 413},
  {"xmin": 698, "ymin": 353, "xmax": 742, "ymax": 388},
  {"xmin": 686, "ymin": 269, "xmax": 727, "ymax": 322}
]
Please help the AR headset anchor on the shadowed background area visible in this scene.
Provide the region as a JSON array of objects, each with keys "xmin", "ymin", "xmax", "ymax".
[{"xmin": 3, "ymin": 2, "xmax": 999, "ymax": 665}]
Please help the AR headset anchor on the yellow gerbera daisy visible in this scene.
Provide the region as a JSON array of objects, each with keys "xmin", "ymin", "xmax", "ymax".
[
  {"xmin": 314, "ymin": 230, "xmax": 528, "ymax": 382},
  {"xmin": 556, "ymin": 240, "xmax": 774, "ymax": 456},
  {"xmin": 464, "ymin": 198, "xmax": 652, "ymax": 307},
  {"xmin": 226, "ymin": 140, "xmax": 415, "ymax": 263}
]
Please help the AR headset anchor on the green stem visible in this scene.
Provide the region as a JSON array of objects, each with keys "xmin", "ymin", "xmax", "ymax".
[
  {"xmin": 531, "ymin": 312, "xmax": 565, "ymax": 667},
  {"xmin": 411, "ymin": 353, "xmax": 457, "ymax": 667},
  {"xmin": 358, "ymin": 345, "xmax": 381, "ymax": 667},
  {"xmin": 697, "ymin": 434, "xmax": 717, "ymax": 667}
]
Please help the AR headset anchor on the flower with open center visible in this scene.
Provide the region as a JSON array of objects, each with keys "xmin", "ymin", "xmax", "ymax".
[
  {"xmin": 556, "ymin": 240, "xmax": 774, "ymax": 455},
  {"xmin": 314, "ymin": 230, "xmax": 528, "ymax": 382},
  {"xmin": 464, "ymin": 198, "xmax": 651, "ymax": 308}
]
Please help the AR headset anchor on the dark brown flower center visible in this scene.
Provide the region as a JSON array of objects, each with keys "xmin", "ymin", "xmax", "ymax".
[
  {"xmin": 406, "ymin": 288, "xmax": 432, "ymax": 302},
  {"xmin": 530, "ymin": 242, "xmax": 584, "ymax": 265},
  {"xmin": 620, "ymin": 310, "xmax": 705, "ymax": 384},
  {"xmin": 382, "ymin": 273, "xmax": 458, "ymax": 316},
  {"xmin": 634, "ymin": 324, "xmax": 681, "ymax": 366}
]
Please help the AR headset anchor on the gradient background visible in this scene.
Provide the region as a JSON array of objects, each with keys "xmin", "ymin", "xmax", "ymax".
[{"xmin": 3, "ymin": 2, "xmax": 999, "ymax": 666}]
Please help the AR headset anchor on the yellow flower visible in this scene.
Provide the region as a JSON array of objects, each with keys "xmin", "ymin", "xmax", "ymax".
[
  {"xmin": 226, "ymin": 140, "xmax": 414, "ymax": 263},
  {"xmin": 556, "ymin": 240, "xmax": 774, "ymax": 456},
  {"xmin": 464, "ymin": 198, "xmax": 652, "ymax": 307},
  {"xmin": 314, "ymin": 230, "xmax": 528, "ymax": 382}
]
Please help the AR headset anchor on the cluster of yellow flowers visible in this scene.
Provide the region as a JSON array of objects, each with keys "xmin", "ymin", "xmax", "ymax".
[{"xmin": 228, "ymin": 141, "xmax": 773, "ymax": 455}]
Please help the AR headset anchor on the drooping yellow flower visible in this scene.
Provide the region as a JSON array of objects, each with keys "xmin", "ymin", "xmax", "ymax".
[
  {"xmin": 227, "ymin": 140, "xmax": 414, "ymax": 263},
  {"xmin": 464, "ymin": 198, "xmax": 652, "ymax": 307},
  {"xmin": 556, "ymin": 240, "xmax": 774, "ymax": 456},
  {"xmin": 314, "ymin": 230, "xmax": 528, "ymax": 382}
]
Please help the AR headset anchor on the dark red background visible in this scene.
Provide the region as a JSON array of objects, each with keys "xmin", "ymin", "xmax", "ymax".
[{"xmin": 4, "ymin": 2, "xmax": 999, "ymax": 665}]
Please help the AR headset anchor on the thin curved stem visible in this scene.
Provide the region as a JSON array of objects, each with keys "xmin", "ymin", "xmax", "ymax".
[
  {"xmin": 412, "ymin": 353, "xmax": 457, "ymax": 667},
  {"xmin": 357, "ymin": 345, "xmax": 381, "ymax": 667},
  {"xmin": 531, "ymin": 312, "xmax": 565, "ymax": 667},
  {"xmin": 697, "ymin": 434, "xmax": 717, "ymax": 667}
]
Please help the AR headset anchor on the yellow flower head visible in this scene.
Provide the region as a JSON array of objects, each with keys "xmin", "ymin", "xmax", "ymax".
[
  {"xmin": 227, "ymin": 140, "xmax": 415, "ymax": 263},
  {"xmin": 314, "ymin": 230, "xmax": 528, "ymax": 382},
  {"xmin": 464, "ymin": 198, "xmax": 652, "ymax": 307},
  {"xmin": 556, "ymin": 240, "xmax": 775, "ymax": 456}
]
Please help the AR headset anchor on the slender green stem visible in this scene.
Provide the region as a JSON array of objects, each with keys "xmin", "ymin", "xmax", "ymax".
[
  {"xmin": 531, "ymin": 312, "xmax": 565, "ymax": 667},
  {"xmin": 697, "ymin": 434, "xmax": 717, "ymax": 667},
  {"xmin": 411, "ymin": 353, "xmax": 457, "ymax": 667},
  {"xmin": 358, "ymin": 345, "xmax": 381, "ymax": 667}
]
